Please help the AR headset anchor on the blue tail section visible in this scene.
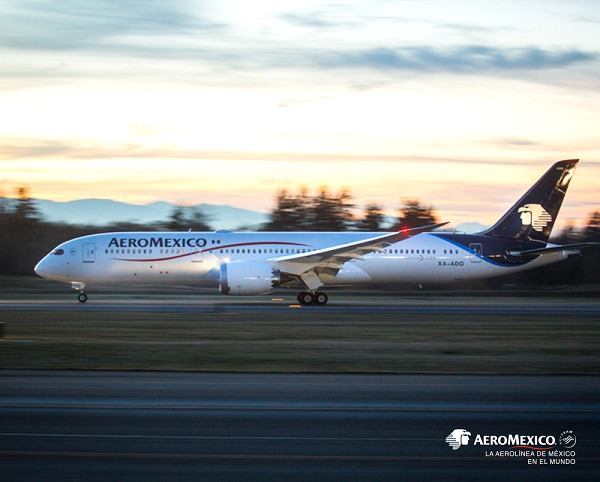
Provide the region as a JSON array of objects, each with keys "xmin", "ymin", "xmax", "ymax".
[{"xmin": 482, "ymin": 160, "xmax": 578, "ymax": 243}]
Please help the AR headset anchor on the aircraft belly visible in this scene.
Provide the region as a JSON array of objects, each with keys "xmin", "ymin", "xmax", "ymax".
[
  {"xmin": 154, "ymin": 258, "xmax": 216, "ymax": 285},
  {"xmin": 80, "ymin": 257, "xmax": 217, "ymax": 286},
  {"xmin": 353, "ymin": 256, "xmax": 512, "ymax": 284},
  {"xmin": 322, "ymin": 263, "xmax": 372, "ymax": 285},
  {"xmin": 357, "ymin": 257, "xmax": 465, "ymax": 283}
]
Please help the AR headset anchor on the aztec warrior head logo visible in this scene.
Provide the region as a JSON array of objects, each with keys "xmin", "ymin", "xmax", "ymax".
[
  {"xmin": 518, "ymin": 204, "xmax": 552, "ymax": 232},
  {"xmin": 446, "ymin": 429, "xmax": 471, "ymax": 450}
]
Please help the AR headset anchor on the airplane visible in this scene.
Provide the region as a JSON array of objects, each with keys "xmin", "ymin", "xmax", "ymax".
[{"xmin": 34, "ymin": 159, "xmax": 598, "ymax": 304}]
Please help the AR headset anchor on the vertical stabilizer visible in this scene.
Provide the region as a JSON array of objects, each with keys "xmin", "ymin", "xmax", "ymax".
[{"xmin": 482, "ymin": 160, "xmax": 578, "ymax": 242}]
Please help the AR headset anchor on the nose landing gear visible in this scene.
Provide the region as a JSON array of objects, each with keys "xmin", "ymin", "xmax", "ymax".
[
  {"xmin": 71, "ymin": 282, "xmax": 88, "ymax": 303},
  {"xmin": 297, "ymin": 290, "xmax": 328, "ymax": 305}
]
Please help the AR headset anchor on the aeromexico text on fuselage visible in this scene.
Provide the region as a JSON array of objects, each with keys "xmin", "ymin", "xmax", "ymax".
[{"xmin": 108, "ymin": 236, "xmax": 208, "ymax": 249}]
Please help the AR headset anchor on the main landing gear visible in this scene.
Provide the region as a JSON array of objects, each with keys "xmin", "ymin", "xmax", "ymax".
[
  {"xmin": 297, "ymin": 291, "xmax": 328, "ymax": 305},
  {"xmin": 77, "ymin": 292, "xmax": 88, "ymax": 303}
]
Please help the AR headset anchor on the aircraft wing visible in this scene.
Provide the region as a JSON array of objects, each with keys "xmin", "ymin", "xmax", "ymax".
[
  {"xmin": 509, "ymin": 242, "xmax": 600, "ymax": 260},
  {"xmin": 273, "ymin": 222, "xmax": 448, "ymax": 290}
]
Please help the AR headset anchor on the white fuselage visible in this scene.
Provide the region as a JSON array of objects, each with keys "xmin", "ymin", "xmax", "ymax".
[{"xmin": 34, "ymin": 231, "xmax": 567, "ymax": 289}]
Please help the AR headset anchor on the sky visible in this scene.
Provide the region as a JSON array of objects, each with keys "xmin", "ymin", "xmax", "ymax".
[{"xmin": 1, "ymin": 0, "xmax": 599, "ymax": 229}]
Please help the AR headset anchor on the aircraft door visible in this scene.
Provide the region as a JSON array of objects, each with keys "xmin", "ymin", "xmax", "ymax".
[
  {"xmin": 83, "ymin": 243, "xmax": 96, "ymax": 263},
  {"xmin": 469, "ymin": 243, "xmax": 482, "ymax": 263}
]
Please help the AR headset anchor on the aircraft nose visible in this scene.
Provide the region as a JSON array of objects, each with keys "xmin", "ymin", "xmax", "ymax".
[{"xmin": 34, "ymin": 259, "xmax": 47, "ymax": 278}]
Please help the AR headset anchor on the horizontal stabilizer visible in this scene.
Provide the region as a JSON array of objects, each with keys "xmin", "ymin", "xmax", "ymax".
[{"xmin": 509, "ymin": 242, "xmax": 600, "ymax": 260}]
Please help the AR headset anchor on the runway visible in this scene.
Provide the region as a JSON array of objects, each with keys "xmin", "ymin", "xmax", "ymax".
[
  {"xmin": 2, "ymin": 294, "xmax": 600, "ymax": 315},
  {"xmin": 1, "ymin": 371, "xmax": 599, "ymax": 481}
]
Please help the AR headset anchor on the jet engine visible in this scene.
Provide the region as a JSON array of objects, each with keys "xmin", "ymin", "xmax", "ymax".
[{"xmin": 219, "ymin": 261, "xmax": 280, "ymax": 295}]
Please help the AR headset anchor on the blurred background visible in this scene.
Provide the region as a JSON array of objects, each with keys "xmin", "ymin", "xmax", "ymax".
[{"xmin": 1, "ymin": 0, "xmax": 599, "ymax": 285}]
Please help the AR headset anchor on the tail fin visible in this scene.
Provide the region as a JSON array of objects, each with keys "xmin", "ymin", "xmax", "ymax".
[{"xmin": 482, "ymin": 159, "xmax": 578, "ymax": 242}]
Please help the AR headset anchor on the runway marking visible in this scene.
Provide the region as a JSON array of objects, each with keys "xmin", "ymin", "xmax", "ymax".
[
  {"xmin": 2, "ymin": 376, "xmax": 595, "ymax": 389},
  {"xmin": 7, "ymin": 450, "xmax": 599, "ymax": 462},
  {"xmin": 1, "ymin": 404, "xmax": 598, "ymax": 413},
  {"xmin": 0, "ymin": 432, "xmax": 417, "ymax": 442}
]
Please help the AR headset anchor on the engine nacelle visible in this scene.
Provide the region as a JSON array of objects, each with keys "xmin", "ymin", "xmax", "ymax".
[{"xmin": 219, "ymin": 261, "xmax": 280, "ymax": 295}]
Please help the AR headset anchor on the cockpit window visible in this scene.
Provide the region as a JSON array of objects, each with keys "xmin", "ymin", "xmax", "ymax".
[{"xmin": 53, "ymin": 249, "xmax": 65, "ymax": 256}]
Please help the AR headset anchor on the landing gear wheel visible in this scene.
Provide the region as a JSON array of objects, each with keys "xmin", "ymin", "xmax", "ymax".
[
  {"xmin": 314, "ymin": 291, "xmax": 328, "ymax": 305},
  {"xmin": 298, "ymin": 291, "xmax": 314, "ymax": 305},
  {"xmin": 78, "ymin": 293, "xmax": 88, "ymax": 303}
]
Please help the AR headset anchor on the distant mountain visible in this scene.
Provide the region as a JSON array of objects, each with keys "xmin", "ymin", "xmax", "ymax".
[
  {"xmin": 8, "ymin": 198, "xmax": 270, "ymax": 231},
  {"xmin": 2, "ymin": 197, "xmax": 488, "ymax": 233}
]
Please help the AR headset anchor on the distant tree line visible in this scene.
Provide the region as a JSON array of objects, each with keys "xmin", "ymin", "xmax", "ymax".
[
  {"xmin": 0, "ymin": 186, "xmax": 598, "ymax": 286},
  {"xmin": 261, "ymin": 187, "xmax": 437, "ymax": 232}
]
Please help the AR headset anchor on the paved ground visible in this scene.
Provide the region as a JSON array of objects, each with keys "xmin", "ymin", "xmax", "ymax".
[
  {"xmin": 2, "ymin": 295, "xmax": 600, "ymax": 315},
  {"xmin": 1, "ymin": 371, "xmax": 598, "ymax": 481}
]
